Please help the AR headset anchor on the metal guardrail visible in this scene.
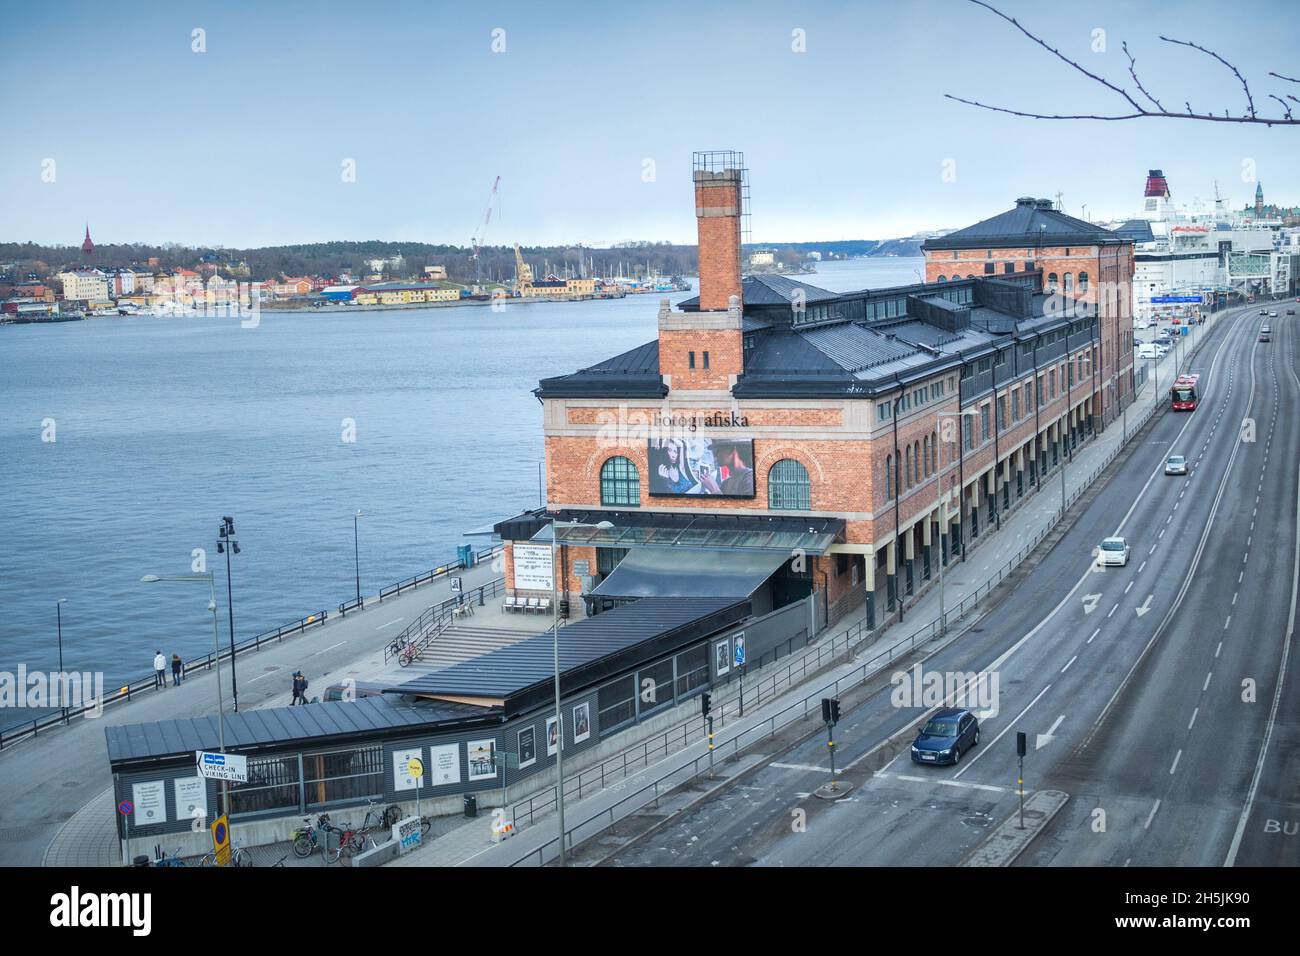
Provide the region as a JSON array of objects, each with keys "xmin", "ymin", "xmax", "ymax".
[
  {"xmin": 503, "ymin": 308, "xmax": 1247, "ymax": 864},
  {"xmin": 0, "ymin": 543, "xmax": 507, "ymax": 751},
  {"xmin": 377, "ymin": 545, "xmax": 503, "ymax": 603},
  {"xmin": 383, "ymin": 578, "xmax": 507, "ymax": 665}
]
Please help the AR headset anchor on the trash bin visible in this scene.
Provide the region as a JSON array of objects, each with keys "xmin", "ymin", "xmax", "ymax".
[
  {"xmin": 457, "ymin": 544, "xmax": 474, "ymax": 568},
  {"xmin": 463, "ymin": 794, "xmax": 477, "ymax": 818}
]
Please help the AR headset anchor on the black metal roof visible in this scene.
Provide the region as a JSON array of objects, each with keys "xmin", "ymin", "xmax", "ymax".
[
  {"xmin": 1114, "ymin": 218, "xmax": 1156, "ymax": 243},
  {"xmin": 922, "ymin": 198, "xmax": 1130, "ymax": 251},
  {"xmin": 535, "ymin": 339, "xmax": 667, "ymax": 400},
  {"xmin": 677, "ymin": 274, "xmax": 839, "ymax": 311},
  {"xmin": 104, "ymin": 696, "xmax": 495, "ymax": 767},
  {"xmin": 390, "ymin": 596, "xmax": 749, "ymax": 714}
]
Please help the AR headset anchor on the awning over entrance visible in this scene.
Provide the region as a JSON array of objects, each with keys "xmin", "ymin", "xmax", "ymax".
[
  {"xmin": 591, "ymin": 547, "xmax": 792, "ymax": 600},
  {"xmin": 528, "ymin": 509, "xmax": 843, "ymax": 555}
]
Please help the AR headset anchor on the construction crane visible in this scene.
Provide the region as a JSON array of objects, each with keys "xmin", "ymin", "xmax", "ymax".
[
  {"xmin": 514, "ymin": 244, "xmax": 533, "ymax": 293},
  {"xmin": 470, "ymin": 176, "xmax": 500, "ymax": 284}
]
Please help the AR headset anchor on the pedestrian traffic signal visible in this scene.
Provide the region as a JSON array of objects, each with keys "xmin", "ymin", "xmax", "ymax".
[
  {"xmin": 822, "ymin": 697, "xmax": 839, "ymax": 726},
  {"xmin": 700, "ymin": 692, "xmax": 711, "ymax": 718}
]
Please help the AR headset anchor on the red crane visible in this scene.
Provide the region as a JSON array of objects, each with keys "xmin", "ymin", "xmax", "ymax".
[{"xmin": 470, "ymin": 176, "xmax": 500, "ymax": 284}]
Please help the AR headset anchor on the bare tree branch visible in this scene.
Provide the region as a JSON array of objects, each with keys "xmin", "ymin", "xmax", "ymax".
[
  {"xmin": 1159, "ymin": 36, "xmax": 1255, "ymax": 118},
  {"xmin": 1123, "ymin": 41, "xmax": 1164, "ymax": 111},
  {"xmin": 950, "ymin": 0, "xmax": 1300, "ymax": 126}
]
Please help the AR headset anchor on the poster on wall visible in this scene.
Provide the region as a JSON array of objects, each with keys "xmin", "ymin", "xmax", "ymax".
[
  {"xmin": 715, "ymin": 638, "xmax": 731, "ymax": 676},
  {"xmin": 467, "ymin": 739, "xmax": 497, "ymax": 781},
  {"xmin": 392, "ymin": 747, "xmax": 426, "ymax": 792},
  {"xmin": 173, "ymin": 776, "xmax": 207, "ymax": 826},
  {"xmin": 512, "ymin": 543, "xmax": 554, "ymax": 591},
  {"xmin": 546, "ymin": 716, "xmax": 560, "ymax": 757},
  {"xmin": 648, "ymin": 437, "xmax": 756, "ymax": 498},
  {"xmin": 518, "ymin": 727, "xmax": 537, "ymax": 769},
  {"xmin": 572, "ymin": 702, "xmax": 591, "ymax": 744},
  {"xmin": 429, "ymin": 743, "xmax": 461, "ymax": 786},
  {"xmin": 132, "ymin": 779, "xmax": 166, "ymax": 827}
]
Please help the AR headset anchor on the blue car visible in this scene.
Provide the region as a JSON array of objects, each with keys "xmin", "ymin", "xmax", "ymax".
[{"xmin": 910, "ymin": 708, "xmax": 980, "ymax": 766}]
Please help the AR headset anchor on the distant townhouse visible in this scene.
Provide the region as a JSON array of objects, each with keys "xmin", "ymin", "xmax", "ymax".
[{"xmin": 58, "ymin": 268, "xmax": 110, "ymax": 302}]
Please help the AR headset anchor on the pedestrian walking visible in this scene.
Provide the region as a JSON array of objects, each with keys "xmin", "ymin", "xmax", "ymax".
[
  {"xmin": 291, "ymin": 670, "xmax": 308, "ymax": 705},
  {"xmin": 171, "ymin": 653, "xmax": 183, "ymax": 686},
  {"xmin": 153, "ymin": 650, "xmax": 166, "ymax": 689}
]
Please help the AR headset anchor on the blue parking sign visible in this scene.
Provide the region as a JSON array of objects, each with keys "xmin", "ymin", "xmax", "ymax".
[{"xmin": 733, "ymin": 633, "xmax": 746, "ymax": 667}]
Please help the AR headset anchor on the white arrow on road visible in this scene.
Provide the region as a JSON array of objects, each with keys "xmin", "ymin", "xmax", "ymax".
[
  {"xmin": 1135, "ymin": 595, "xmax": 1153, "ymax": 617},
  {"xmin": 1082, "ymin": 594, "xmax": 1102, "ymax": 614},
  {"xmin": 1036, "ymin": 714, "xmax": 1065, "ymax": 750}
]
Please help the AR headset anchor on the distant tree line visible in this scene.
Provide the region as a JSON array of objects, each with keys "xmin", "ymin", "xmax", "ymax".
[{"xmin": 1, "ymin": 236, "xmax": 914, "ymax": 284}]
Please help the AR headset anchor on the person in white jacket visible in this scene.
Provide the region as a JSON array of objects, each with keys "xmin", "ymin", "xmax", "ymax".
[{"xmin": 153, "ymin": 650, "xmax": 167, "ymax": 689}]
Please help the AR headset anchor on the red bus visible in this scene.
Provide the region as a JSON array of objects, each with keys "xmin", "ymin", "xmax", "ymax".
[{"xmin": 1170, "ymin": 374, "xmax": 1199, "ymax": 411}]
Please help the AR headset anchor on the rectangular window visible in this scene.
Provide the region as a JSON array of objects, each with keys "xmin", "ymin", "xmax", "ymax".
[
  {"xmin": 703, "ymin": 351, "xmax": 710, "ymax": 370},
  {"xmin": 964, "ymin": 416, "xmax": 973, "ymax": 451},
  {"xmin": 996, "ymin": 396, "xmax": 1006, "ymax": 431},
  {"xmin": 302, "ymin": 745, "xmax": 383, "ymax": 809},
  {"xmin": 980, "ymin": 405, "xmax": 990, "ymax": 441},
  {"xmin": 637, "ymin": 657, "xmax": 675, "ymax": 717},
  {"xmin": 688, "ymin": 351, "xmax": 695, "ymax": 369},
  {"xmin": 598, "ymin": 676, "xmax": 636, "ymax": 732},
  {"xmin": 984, "ymin": 263, "xmax": 995, "ymax": 275},
  {"xmin": 229, "ymin": 755, "xmax": 302, "ymax": 817},
  {"xmin": 674, "ymin": 643, "xmax": 709, "ymax": 700},
  {"xmin": 1011, "ymin": 391, "xmax": 1020, "ymax": 421},
  {"xmin": 877, "ymin": 402, "xmax": 891, "ymax": 422}
]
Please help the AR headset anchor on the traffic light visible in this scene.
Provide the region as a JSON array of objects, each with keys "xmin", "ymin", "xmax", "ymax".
[
  {"xmin": 1016, "ymin": 731, "xmax": 1027, "ymax": 757},
  {"xmin": 821, "ymin": 697, "xmax": 839, "ymax": 726},
  {"xmin": 700, "ymin": 692, "xmax": 711, "ymax": 718}
]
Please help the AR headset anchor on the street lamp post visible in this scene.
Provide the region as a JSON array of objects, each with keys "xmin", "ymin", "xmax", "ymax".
[
  {"xmin": 56, "ymin": 598, "xmax": 67, "ymax": 722},
  {"xmin": 217, "ymin": 516, "xmax": 239, "ymax": 711},
  {"xmin": 141, "ymin": 572, "xmax": 231, "ymax": 826},
  {"xmin": 547, "ymin": 516, "xmax": 613, "ymax": 865},
  {"xmin": 936, "ymin": 409, "xmax": 980, "ymax": 636},
  {"xmin": 353, "ymin": 510, "xmax": 363, "ymax": 604}
]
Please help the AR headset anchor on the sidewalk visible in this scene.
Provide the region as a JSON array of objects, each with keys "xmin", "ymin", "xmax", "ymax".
[{"xmin": 12, "ymin": 551, "xmax": 504, "ymax": 867}]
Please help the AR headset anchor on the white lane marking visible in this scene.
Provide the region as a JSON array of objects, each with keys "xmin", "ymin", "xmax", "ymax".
[
  {"xmin": 308, "ymin": 640, "xmax": 347, "ymax": 658},
  {"xmin": 375, "ymin": 618, "xmax": 404, "ymax": 630},
  {"xmin": 1239, "ymin": 571, "xmax": 1245, "ymax": 583},
  {"xmin": 247, "ymin": 669, "xmax": 282, "ymax": 684},
  {"xmin": 1138, "ymin": 561, "xmax": 1146, "ymax": 573},
  {"xmin": 1088, "ymin": 628, "xmax": 1100, "ymax": 644},
  {"xmin": 1203, "ymin": 671, "xmax": 1213, "ymax": 691},
  {"xmin": 1170, "ymin": 749, "xmax": 1182, "ymax": 775},
  {"xmin": 874, "ymin": 771, "xmax": 1008, "ymax": 794},
  {"xmin": 1188, "ymin": 707, "xmax": 1198, "ymax": 730},
  {"xmin": 1061, "ymin": 656, "xmax": 1078, "ymax": 674},
  {"xmin": 1145, "ymin": 799, "xmax": 1162, "ymax": 829},
  {"xmin": 1159, "ymin": 528, "xmax": 1166, "ymax": 539},
  {"xmin": 1216, "ymin": 641, "xmax": 1223, "ymax": 658},
  {"xmin": 954, "ymin": 683, "xmax": 1053, "ymax": 779},
  {"xmin": 771, "ymin": 762, "xmax": 834, "ymax": 774},
  {"xmin": 1124, "ymin": 581, "xmax": 1134, "ymax": 594},
  {"xmin": 1226, "ymin": 372, "xmax": 1300, "ymax": 867},
  {"xmin": 1150, "ymin": 544, "xmax": 1158, "ymax": 555},
  {"xmin": 1224, "ymin": 616, "xmax": 1231, "ymax": 630},
  {"xmin": 1233, "ymin": 592, "xmax": 1238, "ymax": 606}
]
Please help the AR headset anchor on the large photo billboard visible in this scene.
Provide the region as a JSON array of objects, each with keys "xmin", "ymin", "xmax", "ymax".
[{"xmin": 647, "ymin": 438, "xmax": 756, "ymax": 498}]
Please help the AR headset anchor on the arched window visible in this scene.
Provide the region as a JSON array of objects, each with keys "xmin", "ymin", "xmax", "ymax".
[
  {"xmin": 1047, "ymin": 272, "xmax": 1059, "ymax": 293},
  {"xmin": 599, "ymin": 456, "xmax": 640, "ymax": 506},
  {"xmin": 1078, "ymin": 271, "xmax": 1089, "ymax": 293},
  {"xmin": 1063, "ymin": 272, "xmax": 1074, "ymax": 293},
  {"xmin": 768, "ymin": 458, "xmax": 811, "ymax": 510},
  {"xmin": 885, "ymin": 454, "xmax": 894, "ymax": 500},
  {"xmin": 937, "ymin": 274, "xmax": 948, "ymax": 282},
  {"xmin": 932, "ymin": 429, "xmax": 939, "ymax": 472},
  {"xmin": 922, "ymin": 436, "xmax": 929, "ymax": 477},
  {"xmin": 905, "ymin": 446, "xmax": 913, "ymax": 488}
]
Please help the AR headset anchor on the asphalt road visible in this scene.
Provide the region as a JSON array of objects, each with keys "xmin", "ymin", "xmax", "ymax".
[{"xmin": 599, "ymin": 303, "xmax": 1300, "ymax": 867}]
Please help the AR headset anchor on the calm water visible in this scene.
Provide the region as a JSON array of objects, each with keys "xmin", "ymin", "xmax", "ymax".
[{"xmin": 0, "ymin": 257, "xmax": 922, "ymax": 717}]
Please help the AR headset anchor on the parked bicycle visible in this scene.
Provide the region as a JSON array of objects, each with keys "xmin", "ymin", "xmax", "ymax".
[
  {"xmin": 320, "ymin": 816, "xmax": 368, "ymax": 864},
  {"xmin": 152, "ymin": 844, "xmax": 186, "ymax": 867},
  {"xmin": 398, "ymin": 643, "xmax": 422, "ymax": 667},
  {"xmin": 200, "ymin": 844, "xmax": 254, "ymax": 867},
  {"xmin": 359, "ymin": 797, "xmax": 403, "ymax": 833},
  {"xmin": 387, "ymin": 634, "xmax": 409, "ymax": 658},
  {"xmin": 291, "ymin": 814, "xmax": 329, "ymax": 858}
]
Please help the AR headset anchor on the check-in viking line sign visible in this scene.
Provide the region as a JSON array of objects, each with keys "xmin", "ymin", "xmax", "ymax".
[{"xmin": 195, "ymin": 750, "xmax": 248, "ymax": 783}]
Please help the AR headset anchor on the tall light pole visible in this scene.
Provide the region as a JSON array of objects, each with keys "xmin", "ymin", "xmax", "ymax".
[
  {"xmin": 141, "ymin": 572, "xmax": 230, "ymax": 821},
  {"xmin": 353, "ymin": 510, "xmax": 363, "ymax": 604},
  {"xmin": 936, "ymin": 410, "xmax": 979, "ymax": 636},
  {"xmin": 56, "ymin": 598, "xmax": 68, "ymax": 721},
  {"xmin": 547, "ymin": 516, "xmax": 613, "ymax": 865},
  {"xmin": 217, "ymin": 516, "xmax": 240, "ymax": 711}
]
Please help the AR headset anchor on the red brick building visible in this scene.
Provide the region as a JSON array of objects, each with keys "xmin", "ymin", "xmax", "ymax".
[{"xmin": 496, "ymin": 155, "xmax": 1136, "ymax": 633}]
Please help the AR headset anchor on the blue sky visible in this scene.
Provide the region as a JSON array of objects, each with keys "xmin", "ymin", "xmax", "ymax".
[{"xmin": 2, "ymin": 0, "xmax": 1296, "ymax": 248}]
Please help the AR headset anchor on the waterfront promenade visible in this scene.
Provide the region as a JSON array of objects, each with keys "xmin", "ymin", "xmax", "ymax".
[
  {"xmin": 3, "ymin": 312, "xmax": 1226, "ymax": 868},
  {"xmin": 0, "ymin": 554, "xmax": 504, "ymax": 866}
]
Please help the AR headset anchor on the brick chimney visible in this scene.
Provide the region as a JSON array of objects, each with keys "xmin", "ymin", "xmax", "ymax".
[{"xmin": 693, "ymin": 154, "xmax": 744, "ymax": 311}]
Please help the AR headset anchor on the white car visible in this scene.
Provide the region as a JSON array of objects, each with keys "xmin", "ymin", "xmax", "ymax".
[
  {"xmin": 1097, "ymin": 537, "xmax": 1131, "ymax": 567},
  {"xmin": 1164, "ymin": 455, "xmax": 1187, "ymax": 475}
]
